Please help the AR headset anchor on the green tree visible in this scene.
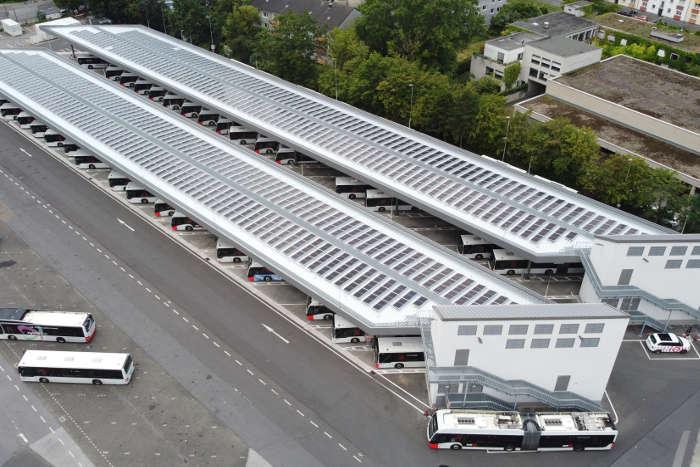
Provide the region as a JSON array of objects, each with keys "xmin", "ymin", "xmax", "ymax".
[
  {"xmin": 466, "ymin": 93, "xmax": 509, "ymax": 155},
  {"xmin": 503, "ymin": 62, "xmax": 521, "ymax": 90},
  {"xmin": 355, "ymin": 0, "xmax": 485, "ymax": 72},
  {"xmin": 252, "ymin": 11, "xmax": 321, "ymax": 88},
  {"xmin": 221, "ymin": 3, "xmax": 260, "ymax": 62},
  {"xmin": 327, "ymin": 27, "xmax": 369, "ymax": 70},
  {"xmin": 171, "ymin": 0, "xmax": 211, "ymax": 46},
  {"xmin": 490, "ymin": 0, "xmax": 553, "ymax": 34},
  {"xmin": 681, "ymin": 194, "xmax": 700, "ymax": 233}
]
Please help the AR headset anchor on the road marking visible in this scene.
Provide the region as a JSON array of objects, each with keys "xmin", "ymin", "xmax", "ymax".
[
  {"xmin": 310, "ymin": 420, "xmax": 319, "ymax": 428},
  {"xmin": 283, "ymin": 399, "xmax": 292, "ymax": 406},
  {"xmin": 246, "ymin": 369, "xmax": 254, "ymax": 376},
  {"xmin": 261, "ymin": 323, "xmax": 290, "ymax": 344},
  {"xmin": 353, "ymin": 455, "xmax": 363, "ymax": 463},
  {"xmin": 604, "ymin": 390, "xmax": 619, "ymax": 424},
  {"xmin": 258, "ymin": 378, "xmax": 266, "ymax": 385},
  {"xmin": 17, "ymin": 433, "xmax": 28, "ymax": 444},
  {"xmin": 324, "ymin": 431, "xmax": 333, "ymax": 439},
  {"xmin": 19, "ymin": 147, "xmax": 32, "ymax": 158},
  {"xmin": 338, "ymin": 443, "xmax": 347, "ymax": 451},
  {"xmin": 116, "ymin": 218, "xmax": 135, "ymax": 232},
  {"xmin": 296, "ymin": 409, "xmax": 304, "ymax": 417},
  {"xmin": 223, "ymin": 350, "xmax": 231, "ymax": 357},
  {"xmin": 31, "ymin": 405, "xmax": 37, "ymax": 412},
  {"xmin": 270, "ymin": 388, "xmax": 278, "ymax": 395},
  {"xmin": 673, "ymin": 430, "xmax": 691, "ymax": 467}
]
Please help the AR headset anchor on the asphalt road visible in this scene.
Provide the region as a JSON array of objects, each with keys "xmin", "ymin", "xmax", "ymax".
[{"xmin": 2, "ymin": 120, "xmax": 700, "ymax": 467}]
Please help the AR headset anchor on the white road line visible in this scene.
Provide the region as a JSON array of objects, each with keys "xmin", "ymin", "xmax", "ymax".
[
  {"xmin": 673, "ymin": 430, "xmax": 691, "ymax": 467},
  {"xmin": 116, "ymin": 218, "xmax": 135, "ymax": 232},
  {"xmin": 310, "ymin": 420, "xmax": 319, "ymax": 428},
  {"xmin": 296, "ymin": 409, "xmax": 304, "ymax": 417},
  {"xmin": 17, "ymin": 433, "xmax": 28, "ymax": 444},
  {"xmin": 234, "ymin": 359, "xmax": 242, "ymax": 366},
  {"xmin": 353, "ymin": 455, "xmax": 363, "ymax": 463},
  {"xmin": 201, "ymin": 333, "xmax": 209, "ymax": 339},
  {"xmin": 246, "ymin": 369, "xmax": 254, "ymax": 376},
  {"xmin": 40, "ymin": 416, "xmax": 46, "ymax": 424},
  {"xmin": 182, "ymin": 317, "xmax": 189, "ymax": 323},
  {"xmin": 338, "ymin": 443, "xmax": 347, "ymax": 451},
  {"xmin": 270, "ymin": 388, "xmax": 278, "ymax": 395},
  {"xmin": 261, "ymin": 323, "xmax": 290, "ymax": 344},
  {"xmin": 19, "ymin": 147, "xmax": 32, "ymax": 158},
  {"xmin": 223, "ymin": 350, "xmax": 231, "ymax": 357},
  {"xmin": 212, "ymin": 341, "xmax": 220, "ymax": 348},
  {"xmin": 22, "ymin": 394, "xmax": 28, "ymax": 401},
  {"xmin": 192, "ymin": 325, "xmax": 199, "ymax": 331},
  {"xmin": 283, "ymin": 399, "xmax": 292, "ymax": 406},
  {"xmin": 692, "ymin": 342, "xmax": 700, "ymax": 359},
  {"xmin": 258, "ymin": 378, "xmax": 266, "ymax": 386},
  {"xmin": 31, "ymin": 405, "xmax": 37, "ymax": 412},
  {"xmin": 604, "ymin": 390, "xmax": 619, "ymax": 424},
  {"xmin": 324, "ymin": 431, "xmax": 333, "ymax": 439}
]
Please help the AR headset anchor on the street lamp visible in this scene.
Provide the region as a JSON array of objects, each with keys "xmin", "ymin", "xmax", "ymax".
[
  {"xmin": 408, "ymin": 83, "xmax": 415, "ymax": 129},
  {"xmin": 501, "ymin": 115, "xmax": 511, "ymax": 161}
]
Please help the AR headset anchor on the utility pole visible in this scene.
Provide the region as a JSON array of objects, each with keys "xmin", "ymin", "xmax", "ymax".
[{"xmin": 501, "ymin": 115, "xmax": 511, "ymax": 161}]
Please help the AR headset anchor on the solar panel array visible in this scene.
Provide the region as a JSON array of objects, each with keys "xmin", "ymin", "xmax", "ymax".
[
  {"xmin": 0, "ymin": 50, "xmax": 542, "ymax": 329},
  {"xmin": 47, "ymin": 25, "xmax": 668, "ymax": 258}
]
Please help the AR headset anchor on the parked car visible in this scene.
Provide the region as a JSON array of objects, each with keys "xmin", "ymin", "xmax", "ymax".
[{"xmin": 645, "ymin": 332, "xmax": 690, "ymax": 354}]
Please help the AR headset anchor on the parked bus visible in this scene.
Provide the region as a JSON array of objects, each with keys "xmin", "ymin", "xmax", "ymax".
[
  {"xmin": 44, "ymin": 129, "xmax": 66, "ymax": 147},
  {"xmin": 180, "ymin": 102, "xmax": 202, "ymax": 118},
  {"xmin": 254, "ymin": 136, "xmax": 279, "ymax": 155},
  {"xmin": 118, "ymin": 72, "xmax": 138, "ymax": 87},
  {"xmin": 0, "ymin": 308, "xmax": 96, "ymax": 343},
  {"xmin": 74, "ymin": 154, "xmax": 109, "ymax": 170},
  {"xmin": 215, "ymin": 239, "xmax": 249, "ymax": 263},
  {"xmin": 18, "ymin": 350, "xmax": 134, "ymax": 385},
  {"xmin": 171, "ymin": 212, "xmax": 204, "ymax": 231},
  {"xmin": 104, "ymin": 66, "xmax": 123, "ymax": 80},
  {"xmin": 332, "ymin": 315, "xmax": 366, "ymax": 344},
  {"xmin": 197, "ymin": 110, "xmax": 219, "ymax": 126},
  {"xmin": 147, "ymin": 86, "xmax": 166, "ymax": 102},
  {"xmin": 229, "ymin": 126, "xmax": 257, "ymax": 148},
  {"xmin": 247, "ymin": 261, "xmax": 284, "ymax": 282},
  {"xmin": 458, "ymin": 235, "xmax": 498, "ymax": 260},
  {"xmin": 305, "ymin": 298, "xmax": 334, "ymax": 321},
  {"xmin": 0, "ymin": 102, "xmax": 21, "ymax": 120},
  {"xmin": 215, "ymin": 118, "xmax": 233, "ymax": 135},
  {"xmin": 335, "ymin": 177, "xmax": 371, "ymax": 200},
  {"xmin": 16, "ymin": 111, "xmax": 34, "ymax": 129},
  {"xmin": 365, "ymin": 189, "xmax": 412, "ymax": 212},
  {"xmin": 30, "ymin": 122, "xmax": 48, "ymax": 137},
  {"xmin": 125, "ymin": 183, "xmax": 157, "ymax": 204},
  {"xmin": 108, "ymin": 171, "xmax": 130, "ymax": 191},
  {"xmin": 162, "ymin": 94, "xmax": 185, "ymax": 111},
  {"xmin": 62, "ymin": 142, "xmax": 80, "ymax": 153},
  {"xmin": 274, "ymin": 148, "xmax": 315, "ymax": 166},
  {"xmin": 154, "ymin": 199, "xmax": 175, "ymax": 217},
  {"xmin": 374, "ymin": 336, "xmax": 425, "ymax": 369},
  {"xmin": 489, "ymin": 249, "xmax": 556, "ymax": 276},
  {"xmin": 427, "ymin": 410, "xmax": 617, "ymax": 451},
  {"xmin": 133, "ymin": 80, "xmax": 152, "ymax": 95},
  {"xmin": 75, "ymin": 54, "xmax": 107, "ymax": 69}
]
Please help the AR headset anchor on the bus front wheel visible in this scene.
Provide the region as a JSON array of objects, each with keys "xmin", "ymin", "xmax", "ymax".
[
  {"xmin": 323, "ymin": 314, "xmax": 333, "ymax": 320},
  {"xmin": 7, "ymin": 335, "xmax": 17, "ymax": 341},
  {"xmin": 141, "ymin": 198, "xmax": 149, "ymax": 204},
  {"xmin": 475, "ymin": 254, "xmax": 483, "ymax": 260},
  {"xmin": 264, "ymin": 276, "xmax": 272, "ymax": 282},
  {"xmin": 506, "ymin": 270, "xmax": 515, "ymax": 276},
  {"xmin": 39, "ymin": 377, "xmax": 49, "ymax": 384},
  {"xmin": 88, "ymin": 164, "xmax": 96, "ymax": 169},
  {"xmin": 92, "ymin": 379, "xmax": 103, "ymax": 385},
  {"xmin": 233, "ymin": 258, "xmax": 241, "ymax": 263},
  {"xmin": 450, "ymin": 444, "xmax": 462, "ymax": 450},
  {"xmin": 185, "ymin": 225, "xmax": 193, "ymax": 231},
  {"xmin": 56, "ymin": 337, "xmax": 66, "ymax": 343},
  {"xmin": 350, "ymin": 338, "xmax": 360, "ymax": 344},
  {"xmin": 349, "ymin": 194, "xmax": 356, "ymax": 200},
  {"xmin": 394, "ymin": 363, "xmax": 404, "ymax": 369}
]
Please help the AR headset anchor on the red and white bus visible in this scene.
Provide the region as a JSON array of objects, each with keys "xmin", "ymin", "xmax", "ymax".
[{"xmin": 0, "ymin": 308, "xmax": 96, "ymax": 343}]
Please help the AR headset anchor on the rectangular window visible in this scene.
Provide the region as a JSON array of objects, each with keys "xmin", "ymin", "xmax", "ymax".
[
  {"xmin": 649, "ymin": 246, "xmax": 666, "ymax": 256},
  {"xmin": 531, "ymin": 338, "xmax": 550, "ymax": 348},
  {"xmin": 458, "ymin": 325, "xmax": 477, "ymax": 336},
  {"xmin": 483, "ymin": 325, "xmax": 503, "ymax": 335},
  {"xmin": 508, "ymin": 324, "xmax": 529, "ymax": 335},
  {"xmin": 617, "ymin": 269, "xmax": 633, "ymax": 285},
  {"xmin": 554, "ymin": 375, "xmax": 570, "ymax": 392},
  {"xmin": 670, "ymin": 246, "xmax": 688, "ymax": 256},
  {"xmin": 687, "ymin": 259, "xmax": 700, "ymax": 269},
  {"xmin": 580, "ymin": 337, "xmax": 600, "ymax": 347},
  {"xmin": 692, "ymin": 246, "xmax": 700, "ymax": 255},
  {"xmin": 529, "ymin": 67, "xmax": 538, "ymax": 77},
  {"xmin": 559, "ymin": 323, "xmax": 579, "ymax": 334},
  {"xmin": 454, "ymin": 349, "xmax": 469, "ymax": 366},
  {"xmin": 506, "ymin": 339, "xmax": 525, "ymax": 349},
  {"xmin": 627, "ymin": 246, "xmax": 644, "ymax": 256},
  {"xmin": 621, "ymin": 297, "xmax": 640, "ymax": 311},
  {"xmin": 555, "ymin": 338, "xmax": 575, "ymax": 348},
  {"xmin": 602, "ymin": 298, "xmax": 619, "ymax": 308},
  {"xmin": 584, "ymin": 323, "xmax": 605, "ymax": 333},
  {"xmin": 534, "ymin": 324, "xmax": 554, "ymax": 334},
  {"xmin": 665, "ymin": 259, "xmax": 683, "ymax": 269}
]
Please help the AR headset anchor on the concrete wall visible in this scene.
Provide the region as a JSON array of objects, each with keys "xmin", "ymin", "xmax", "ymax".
[{"xmin": 546, "ymin": 80, "xmax": 700, "ymax": 154}]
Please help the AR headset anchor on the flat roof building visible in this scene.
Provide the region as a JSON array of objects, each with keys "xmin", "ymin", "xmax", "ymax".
[{"xmin": 512, "ymin": 12, "xmax": 598, "ymax": 40}]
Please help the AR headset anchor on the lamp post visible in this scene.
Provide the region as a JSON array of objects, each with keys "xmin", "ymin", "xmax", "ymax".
[
  {"xmin": 408, "ymin": 83, "xmax": 415, "ymax": 129},
  {"xmin": 501, "ymin": 115, "xmax": 511, "ymax": 161}
]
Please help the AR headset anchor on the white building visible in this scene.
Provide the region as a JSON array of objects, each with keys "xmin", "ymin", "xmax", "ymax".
[
  {"xmin": 522, "ymin": 37, "xmax": 602, "ymax": 86},
  {"xmin": 470, "ymin": 32, "xmax": 542, "ymax": 89},
  {"xmin": 1, "ymin": 18, "xmax": 22, "ymax": 37},
  {"xmin": 422, "ymin": 303, "xmax": 628, "ymax": 411},
  {"xmin": 579, "ymin": 234, "xmax": 700, "ymax": 328},
  {"xmin": 564, "ymin": 0, "xmax": 592, "ymax": 17},
  {"xmin": 478, "ymin": 0, "xmax": 508, "ymax": 24}
]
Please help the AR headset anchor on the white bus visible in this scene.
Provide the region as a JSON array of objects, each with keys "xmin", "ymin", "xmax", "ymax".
[
  {"xmin": 147, "ymin": 86, "xmax": 166, "ymax": 102},
  {"xmin": 427, "ymin": 410, "xmax": 617, "ymax": 451},
  {"xmin": 162, "ymin": 94, "xmax": 185, "ymax": 111},
  {"xmin": 215, "ymin": 118, "xmax": 233, "ymax": 135},
  {"xmin": 62, "ymin": 142, "xmax": 80, "ymax": 153},
  {"xmin": 125, "ymin": 183, "xmax": 157, "ymax": 204},
  {"xmin": 108, "ymin": 170, "xmax": 130, "ymax": 191},
  {"xmin": 118, "ymin": 72, "xmax": 139, "ymax": 88},
  {"xmin": 104, "ymin": 66, "xmax": 123, "ymax": 80},
  {"xmin": 30, "ymin": 122, "xmax": 48, "ymax": 137},
  {"xmin": 254, "ymin": 136, "xmax": 279, "ymax": 155},
  {"xmin": 229, "ymin": 126, "xmax": 257, "ymax": 148},
  {"xmin": 75, "ymin": 53, "xmax": 107, "ymax": 69},
  {"xmin": 274, "ymin": 148, "xmax": 315, "ymax": 166},
  {"xmin": 332, "ymin": 315, "xmax": 366, "ymax": 344},
  {"xmin": 215, "ymin": 239, "xmax": 249, "ymax": 263},
  {"xmin": 365, "ymin": 189, "xmax": 412, "ymax": 212},
  {"xmin": 458, "ymin": 235, "xmax": 498, "ymax": 260},
  {"xmin": 171, "ymin": 212, "xmax": 204, "ymax": 231},
  {"xmin": 374, "ymin": 336, "xmax": 425, "ymax": 369},
  {"xmin": 305, "ymin": 298, "xmax": 334, "ymax": 321},
  {"xmin": 18, "ymin": 350, "xmax": 134, "ymax": 385},
  {"xmin": 0, "ymin": 308, "xmax": 96, "ymax": 343},
  {"xmin": 0, "ymin": 102, "xmax": 21, "ymax": 120},
  {"xmin": 133, "ymin": 79, "xmax": 152, "ymax": 95},
  {"xmin": 180, "ymin": 102, "xmax": 202, "ymax": 118},
  {"xmin": 74, "ymin": 153, "xmax": 109, "ymax": 170},
  {"xmin": 197, "ymin": 109, "xmax": 219, "ymax": 127},
  {"xmin": 44, "ymin": 129, "xmax": 66, "ymax": 147},
  {"xmin": 489, "ymin": 249, "xmax": 557, "ymax": 276},
  {"xmin": 16, "ymin": 111, "xmax": 35, "ymax": 129},
  {"xmin": 154, "ymin": 199, "xmax": 175, "ymax": 217},
  {"xmin": 335, "ymin": 177, "xmax": 371, "ymax": 200}
]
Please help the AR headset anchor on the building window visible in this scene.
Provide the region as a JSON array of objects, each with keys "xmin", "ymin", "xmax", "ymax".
[
  {"xmin": 602, "ymin": 298, "xmax": 619, "ymax": 308},
  {"xmin": 665, "ymin": 259, "xmax": 683, "ymax": 269},
  {"xmin": 687, "ymin": 259, "xmax": 700, "ymax": 268},
  {"xmin": 580, "ymin": 337, "xmax": 600, "ymax": 347},
  {"xmin": 458, "ymin": 325, "xmax": 477, "ymax": 336},
  {"xmin": 508, "ymin": 324, "xmax": 529, "ymax": 335},
  {"xmin": 483, "ymin": 325, "xmax": 503, "ymax": 335},
  {"xmin": 692, "ymin": 246, "xmax": 700, "ymax": 255},
  {"xmin": 485, "ymin": 66, "xmax": 494, "ymax": 75},
  {"xmin": 437, "ymin": 383, "xmax": 459, "ymax": 394},
  {"xmin": 551, "ymin": 65, "xmax": 561, "ymax": 72},
  {"xmin": 531, "ymin": 338, "xmax": 550, "ymax": 348},
  {"xmin": 670, "ymin": 246, "xmax": 688, "ymax": 256},
  {"xmin": 554, "ymin": 375, "xmax": 570, "ymax": 392},
  {"xmin": 497, "ymin": 52, "xmax": 504, "ymax": 64},
  {"xmin": 529, "ymin": 67, "xmax": 538, "ymax": 77},
  {"xmin": 555, "ymin": 338, "xmax": 575, "ymax": 348},
  {"xmin": 649, "ymin": 246, "xmax": 666, "ymax": 256},
  {"xmin": 585, "ymin": 323, "xmax": 605, "ymax": 333},
  {"xmin": 627, "ymin": 246, "xmax": 644, "ymax": 256},
  {"xmin": 617, "ymin": 269, "xmax": 633, "ymax": 285},
  {"xmin": 559, "ymin": 323, "xmax": 579, "ymax": 334},
  {"xmin": 517, "ymin": 52, "xmax": 523, "ymax": 60},
  {"xmin": 531, "ymin": 58, "xmax": 541, "ymax": 65},
  {"xmin": 534, "ymin": 324, "xmax": 554, "ymax": 334},
  {"xmin": 454, "ymin": 349, "xmax": 470, "ymax": 366},
  {"xmin": 506, "ymin": 339, "xmax": 526, "ymax": 349},
  {"xmin": 621, "ymin": 297, "xmax": 640, "ymax": 312}
]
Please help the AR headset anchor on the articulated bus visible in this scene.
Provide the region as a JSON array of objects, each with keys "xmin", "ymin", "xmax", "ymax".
[
  {"xmin": 0, "ymin": 308, "xmax": 95, "ymax": 343},
  {"xmin": 108, "ymin": 171, "xmax": 130, "ymax": 191},
  {"xmin": 171, "ymin": 212, "xmax": 204, "ymax": 231},
  {"xmin": 247, "ymin": 261, "xmax": 284, "ymax": 282},
  {"xmin": 162, "ymin": 94, "xmax": 185, "ymax": 111},
  {"xmin": 0, "ymin": 102, "xmax": 21, "ymax": 120},
  {"xmin": 215, "ymin": 240, "xmax": 249, "ymax": 263},
  {"xmin": 18, "ymin": 350, "xmax": 134, "ymax": 385},
  {"xmin": 374, "ymin": 336, "xmax": 425, "ymax": 369},
  {"xmin": 229, "ymin": 126, "xmax": 257, "ymax": 148},
  {"xmin": 215, "ymin": 118, "xmax": 233, "ymax": 135},
  {"xmin": 427, "ymin": 410, "xmax": 617, "ymax": 452},
  {"xmin": 133, "ymin": 80, "xmax": 152, "ymax": 95},
  {"xmin": 365, "ymin": 189, "xmax": 412, "ymax": 213},
  {"xmin": 305, "ymin": 299, "xmax": 334, "ymax": 321},
  {"xmin": 30, "ymin": 122, "xmax": 48, "ymax": 137},
  {"xmin": 335, "ymin": 177, "xmax": 372, "ymax": 200},
  {"xmin": 105, "ymin": 66, "xmax": 123, "ymax": 80},
  {"xmin": 118, "ymin": 72, "xmax": 139, "ymax": 87},
  {"xmin": 147, "ymin": 86, "xmax": 166, "ymax": 102},
  {"xmin": 332, "ymin": 315, "xmax": 366, "ymax": 344},
  {"xmin": 74, "ymin": 154, "xmax": 109, "ymax": 170},
  {"xmin": 180, "ymin": 102, "xmax": 202, "ymax": 118},
  {"xmin": 489, "ymin": 249, "xmax": 557, "ymax": 276},
  {"xmin": 75, "ymin": 54, "xmax": 107, "ymax": 69},
  {"xmin": 197, "ymin": 110, "xmax": 219, "ymax": 127},
  {"xmin": 154, "ymin": 199, "xmax": 175, "ymax": 217},
  {"xmin": 254, "ymin": 136, "xmax": 279, "ymax": 155},
  {"xmin": 16, "ymin": 111, "xmax": 35, "ymax": 128},
  {"xmin": 274, "ymin": 148, "xmax": 316, "ymax": 166},
  {"xmin": 125, "ymin": 183, "xmax": 157, "ymax": 204},
  {"xmin": 44, "ymin": 129, "xmax": 66, "ymax": 147},
  {"xmin": 458, "ymin": 235, "xmax": 498, "ymax": 260}
]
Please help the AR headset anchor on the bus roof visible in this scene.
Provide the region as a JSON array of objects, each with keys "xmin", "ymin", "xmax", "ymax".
[
  {"xmin": 535, "ymin": 412, "xmax": 615, "ymax": 433},
  {"xmin": 108, "ymin": 170, "xmax": 126, "ymax": 178},
  {"xmin": 436, "ymin": 410, "xmax": 522, "ymax": 432},
  {"xmin": 375, "ymin": 336, "xmax": 424, "ymax": 354},
  {"xmin": 492, "ymin": 249, "xmax": 524, "ymax": 261},
  {"xmin": 18, "ymin": 350, "xmax": 129, "ymax": 370},
  {"xmin": 334, "ymin": 176, "xmax": 365, "ymax": 185},
  {"xmin": 333, "ymin": 314, "xmax": 360, "ymax": 329},
  {"xmin": 365, "ymin": 189, "xmax": 390, "ymax": 198},
  {"xmin": 459, "ymin": 234, "xmax": 489, "ymax": 245},
  {"xmin": 23, "ymin": 311, "xmax": 89, "ymax": 327}
]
